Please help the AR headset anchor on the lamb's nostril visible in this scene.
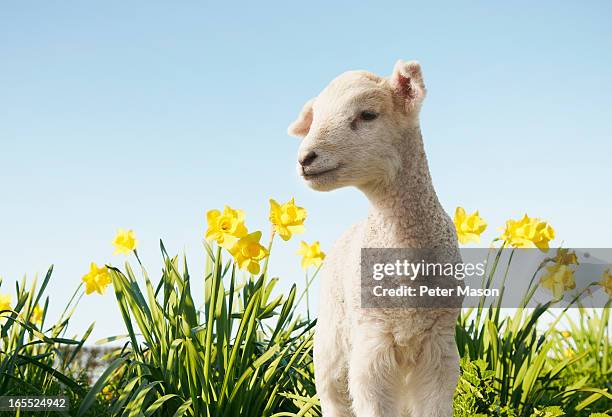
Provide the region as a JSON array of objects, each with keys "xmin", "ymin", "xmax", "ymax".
[{"xmin": 299, "ymin": 151, "xmax": 318, "ymax": 167}]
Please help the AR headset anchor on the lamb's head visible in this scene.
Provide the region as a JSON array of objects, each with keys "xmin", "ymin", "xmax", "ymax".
[{"xmin": 288, "ymin": 60, "xmax": 427, "ymax": 192}]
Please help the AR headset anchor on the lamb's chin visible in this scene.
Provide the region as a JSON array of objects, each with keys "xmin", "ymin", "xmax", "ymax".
[{"xmin": 302, "ymin": 170, "xmax": 342, "ymax": 192}]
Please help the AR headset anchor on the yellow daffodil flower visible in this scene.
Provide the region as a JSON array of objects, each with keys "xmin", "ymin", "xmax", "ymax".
[
  {"xmin": 553, "ymin": 248, "xmax": 579, "ymax": 265},
  {"xmin": 269, "ymin": 198, "xmax": 306, "ymax": 241},
  {"xmin": 563, "ymin": 348, "xmax": 574, "ymax": 358},
  {"xmin": 297, "ymin": 241, "xmax": 326, "ymax": 269},
  {"xmin": 82, "ymin": 262, "xmax": 112, "ymax": 295},
  {"xmin": 561, "ymin": 330, "xmax": 570, "ymax": 338},
  {"xmin": 453, "ymin": 207, "xmax": 487, "ymax": 244},
  {"xmin": 500, "ymin": 214, "xmax": 555, "ymax": 252},
  {"xmin": 205, "ymin": 206, "xmax": 248, "ymax": 249},
  {"xmin": 540, "ymin": 264, "xmax": 576, "ymax": 299},
  {"xmin": 102, "ymin": 386, "xmax": 113, "ymax": 401},
  {"xmin": 20, "ymin": 304, "xmax": 43, "ymax": 324},
  {"xmin": 599, "ymin": 269, "xmax": 612, "ymax": 297},
  {"xmin": 113, "ymin": 229, "xmax": 138, "ymax": 255},
  {"xmin": 229, "ymin": 231, "xmax": 269, "ymax": 275},
  {"xmin": 31, "ymin": 304, "xmax": 43, "ymax": 324},
  {"xmin": 0, "ymin": 294, "xmax": 11, "ymax": 311}
]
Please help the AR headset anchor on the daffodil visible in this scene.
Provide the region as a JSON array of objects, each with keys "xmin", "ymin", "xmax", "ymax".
[
  {"xmin": 553, "ymin": 248, "xmax": 579, "ymax": 265},
  {"xmin": 0, "ymin": 294, "xmax": 11, "ymax": 311},
  {"xmin": 102, "ymin": 386, "xmax": 113, "ymax": 401},
  {"xmin": 453, "ymin": 207, "xmax": 487, "ymax": 244},
  {"xmin": 540, "ymin": 264, "xmax": 576, "ymax": 299},
  {"xmin": 500, "ymin": 214, "xmax": 555, "ymax": 251},
  {"xmin": 561, "ymin": 330, "xmax": 570, "ymax": 338},
  {"xmin": 229, "ymin": 231, "xmax": 269, "ymax": 275},
  {"xmin": 205, "ymin": 206, "xmax": 248, "ymax": 249},
  {"xmin": 113, "ymin": 229, "xmax": 138, "ymax": 255},
  {"xmin": 599, "ymin": 269, "xmax": 612, "ymax": 297},
  {"xmin": 20, "ymin": 304, "xmax": 43, "ymax": 324},
  {"xmin": 563, "ymin": 348, "xmax": 574, "ymax": 358},
  {"xmin": 31, "ymin": 304, "xmax": 43, "ymax": 324},
  {"xmin": 297, "ymin": 241, "xmax": 326, "ymax": 269},
  {"xmin": 82, "ymin": 262, "xmax": 112, "ymax": 295},
  {"xmin": 269, "ymin": 198, "xmax": 307, "ymax": 241}
]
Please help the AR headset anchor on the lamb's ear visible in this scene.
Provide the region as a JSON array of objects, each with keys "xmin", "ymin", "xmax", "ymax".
[
  {"xmin": 390, "ymin": 60, "xmax": 426, "ymax": 111},
  {"xmin": 287, "ymin": 98, "xmax": 315, "ymax": 138}
]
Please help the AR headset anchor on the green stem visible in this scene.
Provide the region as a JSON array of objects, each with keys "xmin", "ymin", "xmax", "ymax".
[
  {"xmin": 291, "ymin": 264, "xmax": 322, "ymax": 319},
  {"xmin": 259, "ymin": 230, "xmax": 275, "ymax": 310},
  {"xmin": 305, "ymin": 271, "xmax": 310, "ymax": 321},
  {"xmin": 58, "ymin": 283, "xmax": 83, "ymax": 323},
  {"xmin": 261, "ymin": 230, "xmax": 276, "ymax": 279}
]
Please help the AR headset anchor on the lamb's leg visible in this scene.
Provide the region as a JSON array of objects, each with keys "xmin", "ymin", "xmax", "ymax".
[
  {"xmin": 347, "ymin": 327, "xmax": 402, "ymax": 417},
  {"xmin": 404, "ymin": 334, "xmax": 459, "ymax": 417},
  {"xmin": 315, "ymin": 362, "xmax": 353, "ymax": 417},
  {"xmin": 314, "ymin": 327, "xmax": 354, "ymax": 417}
]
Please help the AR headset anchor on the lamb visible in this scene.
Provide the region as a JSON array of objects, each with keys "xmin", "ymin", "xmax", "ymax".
[{"xmin": 288, "ymin": 60, "xmax": 461, "ymax": 417}]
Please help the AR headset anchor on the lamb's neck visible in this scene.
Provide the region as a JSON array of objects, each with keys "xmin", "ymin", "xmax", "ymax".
[{"xmin": 363, "ymin": 128, "xmax": 444, "ymax": 246}]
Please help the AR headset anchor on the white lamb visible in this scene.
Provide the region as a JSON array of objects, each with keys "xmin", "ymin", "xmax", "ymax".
[{"xmin": 288, "ymin": 60, "xmax": 461, "ymax": 417}]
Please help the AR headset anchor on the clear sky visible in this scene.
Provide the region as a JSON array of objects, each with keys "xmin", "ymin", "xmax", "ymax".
[{"xmin": 1, "ymin": 2, "xmax": 611, "ymax": 342}]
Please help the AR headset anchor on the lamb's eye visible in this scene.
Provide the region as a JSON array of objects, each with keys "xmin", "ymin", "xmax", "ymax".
[{"xmin": 360, "ymin": 111, "xmax": 378, "ymax": 121}]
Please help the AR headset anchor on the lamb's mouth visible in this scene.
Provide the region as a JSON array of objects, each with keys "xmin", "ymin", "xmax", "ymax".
[{"xmin": 302, "ymin": 167, "xmax": 340, "ymax": 179}]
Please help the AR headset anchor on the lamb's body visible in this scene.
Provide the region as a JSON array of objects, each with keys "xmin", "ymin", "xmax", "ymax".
[
  {"xmin": 315, "ymin": 129, "xmax": 460, "ymax": 417},
  {"xmin": 288, "ymin": 61, "xmax": 461, "ymax": 417}
]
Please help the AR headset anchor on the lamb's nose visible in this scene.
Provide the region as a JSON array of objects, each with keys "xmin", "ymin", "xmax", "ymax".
[{"xmin": 299, "ymin": 151, "xmax": 318, "ymax": 167}]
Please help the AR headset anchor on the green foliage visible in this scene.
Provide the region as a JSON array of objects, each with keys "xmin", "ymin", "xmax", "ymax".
[
  {"xmin": 76, "ymin": 242, "xmax": 319, "ymax": 417},
  {"xmin": 549, "ymin": 307, "xmax": 611, "ymax": 412},
  {"xmin": 530, "ymin": 406, "xmax": 565, "ymax": 417},
  {"xmin": 454, "ymin": 248, "xmax": 612, "ymax": 417},
  {"xmin": 454, "ymin": 357, "xmax": 500, "ymax": 416},
  {"xmin": 0, "ymin": 267, "xmax": 107, "ymax": 416},
  {"xmin": 2, "ymin": 244, "xmax": 611, "ymax": 417}
]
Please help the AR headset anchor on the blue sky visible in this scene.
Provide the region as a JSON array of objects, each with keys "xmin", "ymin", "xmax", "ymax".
[{"xmin": 1, "ymin": 2, "xmax": 611, "ymax": 341}]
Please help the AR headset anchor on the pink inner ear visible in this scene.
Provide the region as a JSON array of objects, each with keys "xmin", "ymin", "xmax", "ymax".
[{"xmin": 396, "ymin": 74, "xmax": 414, "ymax": 99}]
